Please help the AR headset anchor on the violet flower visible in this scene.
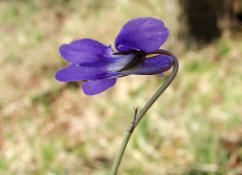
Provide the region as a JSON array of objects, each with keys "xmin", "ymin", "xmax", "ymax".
[{"xmin": 55, "ymin": 17, "xmax": 173, "ymax": 95}]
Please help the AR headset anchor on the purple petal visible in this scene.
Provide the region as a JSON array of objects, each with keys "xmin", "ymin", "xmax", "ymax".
[
  {"xmin": 82, "ymin": 78, "xmax": 116, "ymax": 95},
  {"xmin": 115, "ymin": 17, "xmax": 169, "ymax": 52},
  {"xmin": 120, "ymin": 54, "xmax": 173, "ymax": 75},
  {"xmin": 59, "ymin": 38, "xmax": 108, "ymax": 64},
  {"xmin": 79, "ymin": 47, "xmax": 136, "ymax": 72},
  {"xmin": 60, "ymin": 40, "xmax": 137, "ymax": 72},
  {"xmin": 55, "ymin": 64, "xmax": 117, "ymax": 81}
]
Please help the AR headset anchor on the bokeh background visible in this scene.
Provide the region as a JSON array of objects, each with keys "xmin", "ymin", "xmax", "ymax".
[{"xmin": 0, "ymin": 0, "xmax": 241, "ymax": 175}]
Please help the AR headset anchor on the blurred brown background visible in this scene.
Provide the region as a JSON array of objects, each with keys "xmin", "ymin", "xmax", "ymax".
[{"xmin": 0, "ymin": 0, "xmax": 241, "ymax": 174}]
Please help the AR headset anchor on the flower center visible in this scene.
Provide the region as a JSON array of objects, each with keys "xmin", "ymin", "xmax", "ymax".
[{"xmin": 113, "ymin": 50, "xmax": 146, "ymax": 72}]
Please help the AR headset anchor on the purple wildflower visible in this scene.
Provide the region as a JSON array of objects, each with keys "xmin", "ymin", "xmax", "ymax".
[{"xmin": 55, "ymin": 17, "xmax": 173, "ymax": 95}]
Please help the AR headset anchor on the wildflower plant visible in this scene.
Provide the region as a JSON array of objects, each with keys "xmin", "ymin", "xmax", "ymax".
[{"xmin": 55, "ymin": 17, "xmax": 179, "ymax": 174}]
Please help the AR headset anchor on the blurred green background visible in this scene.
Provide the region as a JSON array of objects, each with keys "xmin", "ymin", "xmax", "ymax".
[{"xmin": 0, "ymin": 0, "xmax": 241, "ymax": 175}]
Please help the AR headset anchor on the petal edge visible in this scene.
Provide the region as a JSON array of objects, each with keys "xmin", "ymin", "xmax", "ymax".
[
  {"xmin": 82, "ymin": 78, "xmax": 116, "ymax": 95},
  {"xmin": 59, "ymin": 38, "xmax": 108, "ymax": 64},
  {"xmin": 115, "ymin": 17, "xmax": 169, "ymax": 52}
]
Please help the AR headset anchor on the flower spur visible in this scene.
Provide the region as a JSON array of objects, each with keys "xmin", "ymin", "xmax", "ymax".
[{"xmin": 55, "ymin": 17, "xmax": 173, "ymax": 95}]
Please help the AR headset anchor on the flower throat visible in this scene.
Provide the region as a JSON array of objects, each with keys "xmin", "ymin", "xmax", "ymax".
[{"xmin": 113, "ymin": 50, "xmax": 146, "ymax": 72}]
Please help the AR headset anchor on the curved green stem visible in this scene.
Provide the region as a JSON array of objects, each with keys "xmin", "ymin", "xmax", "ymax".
[{"xmin": 110, "ymin": 49, "xmax": 179, "ymax": 175}]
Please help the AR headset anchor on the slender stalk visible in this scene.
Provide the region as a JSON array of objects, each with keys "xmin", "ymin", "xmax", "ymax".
[{"xmin": 110, "ymin": 49, "xmax": 179, "ymax": 175}]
